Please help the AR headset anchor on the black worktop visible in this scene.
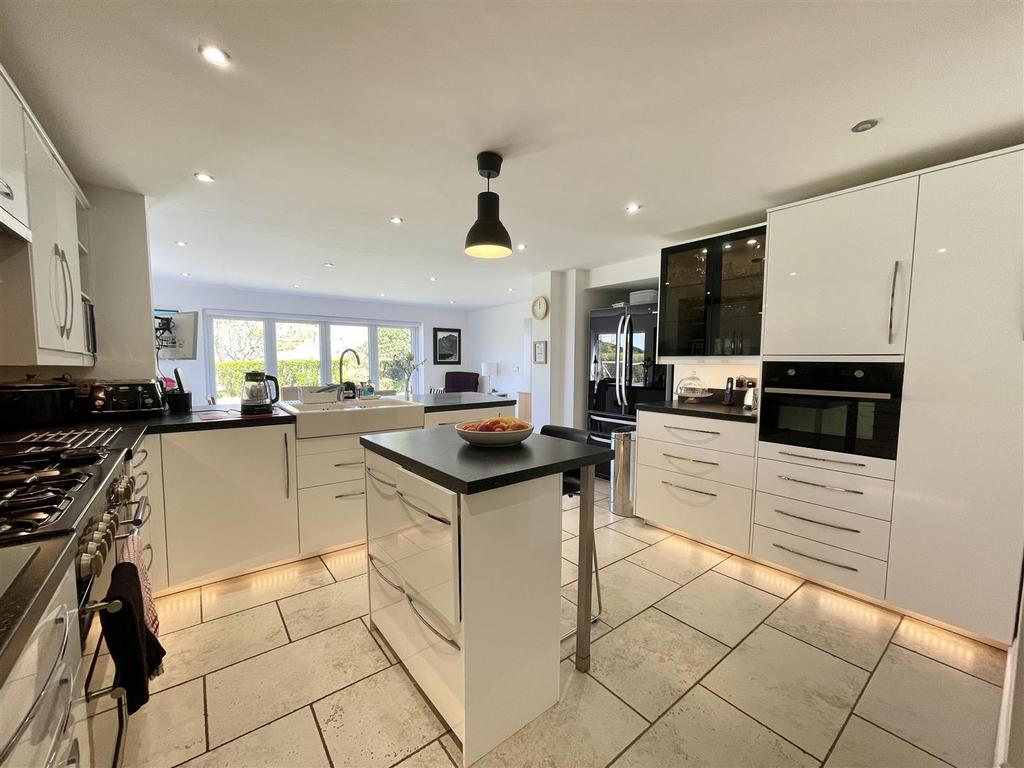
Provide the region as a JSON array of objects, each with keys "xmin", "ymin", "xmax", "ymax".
[
  {"xmin": 83, "ymin": 406, "xmax": 295, "ymax": 435},
  {"xmin": 362, "ymin": 428, "xmax": 612, "ymax": 494},
  {"xmin": 636, "ymin": 397, "xmax": 757, "ymax": 423},
  {"xmin": 404, "ymin": 392, "xmax": 516, "ymax": 413}
]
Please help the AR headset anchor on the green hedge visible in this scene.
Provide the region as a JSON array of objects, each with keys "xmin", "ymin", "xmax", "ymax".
[{"xmin": 215, "ymin": 359, "xmax": 321, "ymax": 398}]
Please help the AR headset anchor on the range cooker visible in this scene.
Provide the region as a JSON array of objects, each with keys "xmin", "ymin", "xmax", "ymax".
[{"xmin": 0, "ymin": 425, "xmax": 146, "ymax": 768}]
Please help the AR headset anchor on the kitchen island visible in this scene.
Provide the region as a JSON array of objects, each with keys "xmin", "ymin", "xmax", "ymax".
[{"xmin": 360, "ymin": 428, "xmax": 612, "ymax": 766}]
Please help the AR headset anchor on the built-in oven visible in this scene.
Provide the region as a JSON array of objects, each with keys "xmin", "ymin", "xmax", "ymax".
[{"xmin": 759, "ymin": 361, "xmax": 904, "ymax": 461}]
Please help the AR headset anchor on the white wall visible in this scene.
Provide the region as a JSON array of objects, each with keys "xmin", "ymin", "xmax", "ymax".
[
  {"xmin": 462, "ymin": 300, "xmax": 531, "ymax": 395},
  {"xmin": 151, "ymin": 276, "xmax": 469, "ymax": 404}
]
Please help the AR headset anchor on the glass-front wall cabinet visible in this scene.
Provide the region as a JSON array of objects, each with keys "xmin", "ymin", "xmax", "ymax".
[{"xmin": 658, "ymin": 225, "xmax": 766, "ymax": 358}]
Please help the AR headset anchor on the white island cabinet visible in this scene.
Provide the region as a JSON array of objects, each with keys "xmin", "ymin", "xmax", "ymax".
[
  {"xmin": 362, "ymin": 428, "xmax": 609, "ymax": 766},
  {"xmin": 162, "ymin": 424, "xmax": 298, "ymax": 586}
]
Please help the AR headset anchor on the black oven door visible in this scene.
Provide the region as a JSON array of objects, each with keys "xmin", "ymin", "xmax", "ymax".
[{"xmin": 759, "ymin": 362, "xmax": 903, "ymax": 460}]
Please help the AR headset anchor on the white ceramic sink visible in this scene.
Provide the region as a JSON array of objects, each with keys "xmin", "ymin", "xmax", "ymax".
[{"xmin": 280, "ymin": 397, "xmax": 425, "ymax": 438}]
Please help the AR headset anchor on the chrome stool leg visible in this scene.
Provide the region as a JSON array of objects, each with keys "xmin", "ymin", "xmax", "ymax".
[{"xmin": 561, "ymin": 522, "xmax": 604, "ymax": 643}]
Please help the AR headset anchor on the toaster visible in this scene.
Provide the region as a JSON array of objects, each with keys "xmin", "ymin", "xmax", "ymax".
[{"xmin": 84, "ymin": 379, "xmax": 165, "ymax": 414}]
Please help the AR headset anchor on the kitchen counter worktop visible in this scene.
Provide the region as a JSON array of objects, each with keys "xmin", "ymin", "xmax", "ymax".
[
  {"xmin": 362, "ymin": 427, "xmax": 612, "ymax": 494},
  {"xmin": 636, "ymin": 398, "xmax": 757, "ymax": 423},
  {"xmin": 404, "ymin": 392, "xmax": 516, "ymax": 413},
  {"xmin": 76, "ymin": 406, "xmax": 295, "ymax": 435}
]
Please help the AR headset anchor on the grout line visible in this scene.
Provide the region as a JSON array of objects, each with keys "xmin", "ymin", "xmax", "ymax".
[
  {"xmin": 889, "ymin": 641, "xmax": 1004, "ymax": 689},
  {"xmin": 310, "ymin": 704, "xmax": 337, "ymax": 768},
  {"xmin": 650, "ymin": 604, "xmax": 736, "ymax": 649},
  {"xmin": 385, "ymin": 739, "xmax": 443, "ymax": 768},
  {"xmin": 761, "ymin": 622, "xmax": 879, "ymax": 673},
  {"xmin": 197, "ymin": 569, "xmax": 364, "ymax": 626},
  {"xmin": 320, "ymin": 553, "xmax": 338, "ymax": 583},
  {"xmin": 850, "ymin": 713, "xmax": 958, "ymax": 767},
  {"xmin": 202, "ymin": 675, "xmax": 210, "ymax": 754},
  {"xmin": 710, "ymin": 565, "xmax": 804, "ymax": 600},
  {"xmin": 582, "ymin": 667, "xmax": 652, "ymax": 725},
  {"xmin": 276, "ymin": 600, "xmax": 293, "ymax": 643},
  {"xmin": 438, "ymin": 736, "xmax": 460, "ymax": 768}
]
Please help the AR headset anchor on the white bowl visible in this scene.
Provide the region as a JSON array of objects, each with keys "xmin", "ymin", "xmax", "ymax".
[{"xmin": 454, "ymin": 421, "xmax": 534, "ymax": 447}]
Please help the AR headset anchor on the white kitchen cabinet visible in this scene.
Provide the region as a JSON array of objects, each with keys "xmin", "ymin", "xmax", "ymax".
[
  {"xmin": 887, "ymin": 150, "xmax": 1023, "ymax": 644},
  {"xmin": 131, "ymin": 436, "xmax": 169, "ymax": 593},
  {"xmin": 163, "ymin": 425, "xmax": 299, "ymax": 587},
  {"xmin": 24, "ymin": 121, "xmax": 65, "ymax": 353},
  {"xmin": 0, "ymin": 76, "xmax": 29, "ymax": 231},
  {"xmin": 763, "ymin": 177, "xmax": 918, "ymax": 356},
  {"xmin": 298, "ymin": 479, "xmax": 366, "ymax": 554},
  {"xmin": 423, "ymin": 405, "xmax": 512, "ymax": 428},
  {"xmin": 56, "ymin": 169, "xmax": 87, "ymax": 354}
]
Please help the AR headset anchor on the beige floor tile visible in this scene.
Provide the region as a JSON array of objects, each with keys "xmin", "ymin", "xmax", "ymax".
[
  {"xmin": 440, "ymin": 733, "xmax": 463, "ymax": 766},
  {"xmin": 590, "ymin": 608, "xmax": 728, "ymax": 720},
  {"xmin": 561, "ymin": 529, "xmax": 573, "ymax": 542},
  {"xmin": 561, "ymin": 558, "xmax": 578, "ymax": 587},
  {"xmin": 201, "ymin": 557, "xmax": 334, "ymax": 620},
  {"xmin": 626, "ymin": 535, "xmax": 728, "ymax": 585},
  {"xmin": 206, "ymin": 619, "xmax": 388, "ymax": 747},
  {"xmin": 560, "ymin": 596, "xmax": 612, "ymax": 660},
  {"xmin": 704, "ymin": 625, "xmax": 868, "ymax": 759},
  {"xmin": 155, "ymin": 588, "xmax": 203, "ymax": 633},
  {"xmin": 893, "ymin": 616, "xmax": 1007, "ymax": 686},
  {"xmin": 321, "ymin": 544, "xmax": 368, "ymax": 582},
  {"xmin": 855, "ymin": 645, "xmax": 1001, "ymax": 768},
  {"xmin": 562, "ymin": 494, "xmax": 581, "ymax": 511},
  {"xmin": 767, "ymin": 583, "xmax": 900, "ymax": 670},
  {"xmin": 562, "ymin": 560, "xmax": 678, "ymax": 627},
  {"xmin": 361, "ymin": 615, "xmax": 399, "ymax": 664},
  {"xmin": 397, "ymin": 741, "xmax": 456, "ymax": 767},
  {"xmin": 713, "ymin": 555, "xmax": 803, "ymax": 598},
  {"xmin": 315, "ymin": 666, "xmax": 445, "ymax": 767},
  {"xmin": 561, "ymin": 527, "xmax": 647, "ymax": 567},
  {"xmin": 561, "ymin": 505, "xmax": 618, "ymax": 535},
  {"xmin": 606, "ymin": 517, "xmax": 673, "ymax": 545},
  {"xmin": 154, "ymin": 602, "xmax": 289, "ymax": 692},
  {"xmin": 616, "ymin": 685, "xmax": 818, "ymax": 768},
  {"xmin": 825, "ymin": 716, "xmax": 948, "ymax": 768},
  {"xmin": 657, "ymin": 570, "xmax": 782, "ymax": 646},
  {"xmin": 181, "ymin": 708, "xmax": 331, "ymax": 767},
  {"xmin": 278, "ymin": 574, "xmax": 369, "ymax": 640},
  {"xmin": 474, "ymin": 660, "xmax": 647, "ymax": 767},
  {"xmin": 86, "ymin": 679, "xmax": 206, "ymax": 768}
]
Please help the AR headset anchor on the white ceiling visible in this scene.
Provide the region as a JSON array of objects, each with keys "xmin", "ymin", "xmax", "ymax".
[{"xmin": 1, "ymin": 2, "xmax": 1021, "ymax": 308}]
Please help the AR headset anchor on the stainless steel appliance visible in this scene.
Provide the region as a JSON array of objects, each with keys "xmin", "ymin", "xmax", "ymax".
[
  {"xmin": 240, "ymin": 371, "xmax": 280, "ymax": 415},
  {"xmin": 85, "ymin": 380, "xmax": 164, "ymax": 415},
  {"xmin": 759, "ymin": 361, "xmax": 904, "ymax": 460}
]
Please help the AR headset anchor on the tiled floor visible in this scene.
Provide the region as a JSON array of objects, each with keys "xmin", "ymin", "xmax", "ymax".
[{"xmin": 86, "ymin": 481, "xmax": 1007, "ymax": 768}]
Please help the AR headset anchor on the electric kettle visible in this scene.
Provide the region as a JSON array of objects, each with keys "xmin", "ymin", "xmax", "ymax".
[{"xmin": 240, "ymin": 371, "xmax": 280, "ymax": 415}]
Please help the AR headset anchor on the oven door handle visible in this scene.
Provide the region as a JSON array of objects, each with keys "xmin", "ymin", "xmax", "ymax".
[
  {"xmin": 590, "ymin": 415, "xmax": 635, "ymax": 426},
  {"xmin": 763, "ymin": 387, "xmax": 892, "ymax": 400},
  {"xmin": 777, "ymin": 475, "xmax": 865, "ymax": 495}
]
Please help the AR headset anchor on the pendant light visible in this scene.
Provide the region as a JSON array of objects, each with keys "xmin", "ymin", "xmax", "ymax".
[{"xmin": 465, "ymin": 151, "xmax": 512, "ymax": 259}]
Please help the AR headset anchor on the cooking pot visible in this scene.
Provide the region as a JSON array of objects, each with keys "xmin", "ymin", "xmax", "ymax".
[{"xmin": 0, "ymin": 375, "xmax": 78, "ymax": 430}]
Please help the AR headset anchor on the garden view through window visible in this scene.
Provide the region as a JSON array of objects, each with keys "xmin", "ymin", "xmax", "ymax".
[{"xmin": 209, "ymin": 314, "xmax": 420, "ymax": 402}]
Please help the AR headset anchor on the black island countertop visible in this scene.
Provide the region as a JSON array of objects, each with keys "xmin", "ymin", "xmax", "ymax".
[
  {"xmin": 403, "ymin": 392, "xmax": 516, "ymax": 413},
  {"xmin": 361, "ymin": 428, "xmax": 611, "ymax": 494},
  {"xmin": 636, "ymin": 398, "xmax": 757, "ymax": 423}
]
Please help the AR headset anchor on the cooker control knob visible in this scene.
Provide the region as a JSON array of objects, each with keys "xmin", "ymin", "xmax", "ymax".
[
  {"xmin": 94, "ymin": 399, "xmax": 104, "ymax": 409},
  {"xmin": 77, "ymin": 551, "xmax": 101, "ymax": 580}
]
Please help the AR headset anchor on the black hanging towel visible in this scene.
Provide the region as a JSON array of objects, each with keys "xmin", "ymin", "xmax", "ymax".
[{"xmin": 99, "ymin": 562, "xmax": 167, "ymax": 714}]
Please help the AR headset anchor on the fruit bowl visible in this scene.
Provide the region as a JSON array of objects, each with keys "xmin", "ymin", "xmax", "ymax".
[{"xmin": 455, "ymin": 417, "xmax": 534, "ymax": 447}]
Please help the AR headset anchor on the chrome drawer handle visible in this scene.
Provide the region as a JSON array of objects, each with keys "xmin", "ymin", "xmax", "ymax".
[
  {"xmin": 133, "ymin": 470, "xmax": 150, "ymax": 494},
  {"xmin": 367, "ymin": 468, "xmax": 397, "ymax": 488},
  {"xmin": 763, "ymin": 387, "xmax": 892, "ymax": 401},
  {"xmin": 775, "ymin": 509, "xmax": 861, "ymax": 534},
  {"xmin": 406, "ymin": 592, "xmax": 460, "ymax": 651},
  {"xmin": 130, "ymin": 448, "xmax": 149, "ymax": 468},
  {"xmin": 666, "ymin": 425, "xmax": 720, "ymax": 436},
  {"xmin": 335, "ymin": 491, "xmax": 365, "ymax": 499},
  {"xmin": 778, "ymin": 451, "xmax": 866, "ymax": 468},
  {"xmin": 0, "ymin": 177, "xmax": 13, "ymax": 200},
  {"xmin": 662, "ymin": 452, "xmax": 719, "ymax": 467},
  {"xmin": 777, "ymin": 475, "xmax": 864, "ymax": 495},
  {"xmin": 661, "ymin": 480, "xmax": 717, "ymax": 498},
  {"xmin": 888, "ymin": 260, "xmax": 900, "ymax": 344},
  {"xmin": 397, "ymin": 490, "xmax": 451, "ymax": 525},
  {"xmin": 334, "ymin": 461, "xmax": 363, "ymax": 468},
  {"xmin": 773, "ymin": 543, "xmax": 859, "ymax": 572},
  {"xmin": 367, "ymin": 553, "xmax": 404, "ymax": 593}
]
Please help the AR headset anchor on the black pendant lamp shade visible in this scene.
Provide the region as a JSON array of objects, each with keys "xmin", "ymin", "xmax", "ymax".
[{"xmin": 465, "ymin": 151, "xmax": 513, "ymax": 259}]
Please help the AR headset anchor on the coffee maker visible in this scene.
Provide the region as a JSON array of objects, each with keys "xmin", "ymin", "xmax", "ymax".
[{"xmin": 240, "ymin": 371, "xmax": 280, "ymax": 415}]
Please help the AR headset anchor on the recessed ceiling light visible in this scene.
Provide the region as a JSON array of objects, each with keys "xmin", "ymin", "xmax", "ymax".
[
  {"xmin": 389, "ymin": 216, "xmax": 403, "ymax": 225},
  {"xmin": 194, "ymin": 172, "xmax": 215, "ymax": 183},
  {"xmin": 851, "ymin": 118, "xmax": 879, "ymax": 133},
  {"xmin": 379, "ymin": 292, "xmax": 385, "ymax": 297},
  {"xmin": 625, "ymin": 202, "xmax": 641, "ymax": 215},
  {"xmin": 323, "ymin": 262, "xmax": 334, "ymax": 268},
  {"xmin": 789, "ymin": 272, "xmax": 798, "ymax": 277},
  {"xmin": 746, "ymin": 239, "xmax": 757, "ymax": 245},
  {"xmin": 508, "ymin": 287, "xmax": 514, "ymax": 292},
  {"xmin": 175, "ymin": 241, "xmax": 188, "ymax": 247},
  {"xmin": 199, "ymin": 45, "xmax": 231, "ymax": 67},
  {"xmin": 180, "ymin": 272, "xmax": 190, "ymax": 277},
  {"xmin": 517, "ymin": 243, "xmax": 527, "ymax": 251},
  {"xmin": 429, "ymin": 276, "xmax": 437, "ymax": 282},
  {"xmin": 937, "ymin": 247, "xmax": 948, "ymax": 254},
  {"xmin": 292, "ymin": 283, "xmax": 300, "ymax": 288},
  {"xmin": 449, "ymin": 300, "xmax": 455, "ymax": 304},
  {"xmin": 723, "ymin": 243, "xmax": 732, "ymax": 250}
]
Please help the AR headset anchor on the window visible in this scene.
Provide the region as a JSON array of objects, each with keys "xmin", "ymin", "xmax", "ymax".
[{"xmin": 207, "ymin": 313, "xmax": 421, "ymax": 401}]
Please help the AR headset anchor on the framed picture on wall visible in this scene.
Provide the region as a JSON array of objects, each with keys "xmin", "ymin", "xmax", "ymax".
[
  {"xmin": 433, "ymin": 327, "xmax": 462, "ymax": 365},
  {"xmin": 533, "ymin": 340, "xmax": 548, "ymax": 364}
]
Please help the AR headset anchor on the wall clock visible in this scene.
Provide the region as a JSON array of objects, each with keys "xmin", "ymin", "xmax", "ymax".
[{"xmin": 531, "ymin": 295, "xmax": 549, "ymax": 320}]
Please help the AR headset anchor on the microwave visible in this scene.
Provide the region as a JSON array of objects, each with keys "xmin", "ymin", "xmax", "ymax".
[{"xmin": 758, "ymin": 361, "xmax": 904, "ymax": 461}]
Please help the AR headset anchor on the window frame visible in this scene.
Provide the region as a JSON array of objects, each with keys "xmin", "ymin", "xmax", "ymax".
[{"xmin": 204, "ymin": 310, "xmax": 422, "ymax": 400}]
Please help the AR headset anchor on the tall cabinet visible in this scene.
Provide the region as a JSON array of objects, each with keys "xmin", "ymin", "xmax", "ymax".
[{"xmin": 886, "ymin": 150, "xmax": 1023, "ymax": 644}]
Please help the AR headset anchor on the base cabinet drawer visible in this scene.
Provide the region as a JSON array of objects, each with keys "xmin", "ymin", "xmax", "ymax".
[
  {"xmin": 751, "ymin": 524, "xmax": 887, "ymax": 598},
  {"xmin": 636, "ymin": 464, "xmax": 751, "ymax": 552},
  {"xmin": 424, "ymin": 406, "xmax": 512, "ymax": 428},
  {"xmin": 638, "ymin": 437, "xmax": 754, "ymax": 488},
  {"xmin": 754, "ymin": 492, "xmax": 890, "ymax": 561},
  {"xmin": 297, "ymin": 448, "xmax": 364, "ymax": 488},
  {"xmin": 638, "ymin": 410, "xmax": 756, "ymax": 457},
  {"xmin": 298, "ymin": 479, "xmax": 366, "ymax": 554},
  {"xmin": 756, "ymin": 458, "xmax": 893, "ymax": 521}
]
